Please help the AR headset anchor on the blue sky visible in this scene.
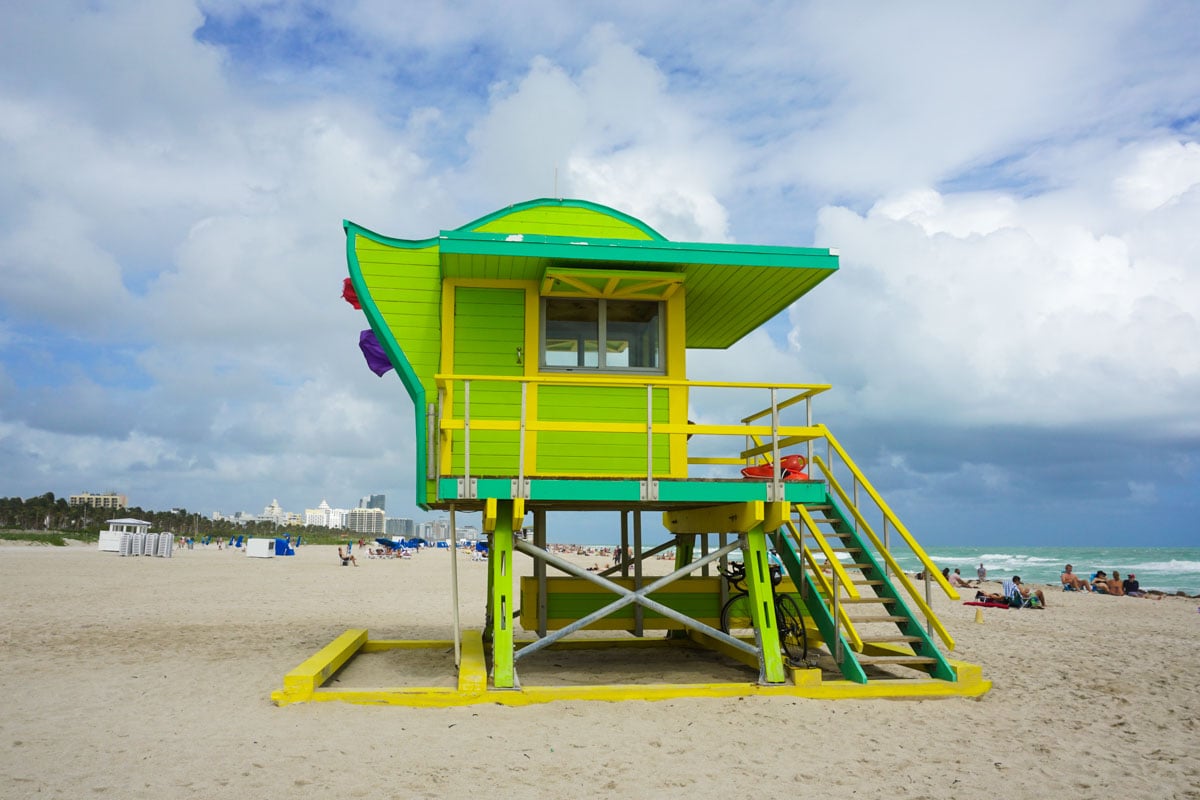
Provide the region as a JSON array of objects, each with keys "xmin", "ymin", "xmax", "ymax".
[{"xmin": 1, "ymin": 1, "xmax": 1198, "ymax": 546}]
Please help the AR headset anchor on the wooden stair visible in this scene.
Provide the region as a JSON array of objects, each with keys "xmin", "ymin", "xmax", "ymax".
[{"xmin": 778, "ymin": 492, "xmax": 958, "ymax": 684}]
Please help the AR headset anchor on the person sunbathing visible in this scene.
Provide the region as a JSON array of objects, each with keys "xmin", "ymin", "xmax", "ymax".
[
  {"xmin": 1091, "ymin": 570, "xmax": 1110, "ymax": 593},
  {"xmin": 1107, "ymin": 570, "xmax": 1126, "ymax": 596},
  {"xmin": 338, "ymin": 546, "xmax": 358, "ymax": 567},
  {"xmin": 949, "ymin": 569, "xmax": 974, "ymax": 588},
  {"xmin": 1061, "ymin": 564, "xmax": 1089, "ymax": 591},
  {"xmin": 979, "ymin": 576, "xmax": 1046, "ymax": 607},
  {"xmin": 1123, "ymin": 573, "xmax": 1145, "ymax": 597}
]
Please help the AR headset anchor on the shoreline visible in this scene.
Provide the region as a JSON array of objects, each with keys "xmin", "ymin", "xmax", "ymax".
[{"xmin": 5, "ymin": 536, "xmax": 1199, "ymax": 597}]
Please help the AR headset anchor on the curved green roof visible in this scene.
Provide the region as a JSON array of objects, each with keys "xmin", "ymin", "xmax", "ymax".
[{"xmin": 346, "ymin": 197, "xmax": 839, "ymax": 350}]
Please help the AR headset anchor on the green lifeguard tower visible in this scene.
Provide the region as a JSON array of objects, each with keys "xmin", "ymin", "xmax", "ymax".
[{"xmin": 272, "ymin": 198, "xmax": 989, "ymax": 706}]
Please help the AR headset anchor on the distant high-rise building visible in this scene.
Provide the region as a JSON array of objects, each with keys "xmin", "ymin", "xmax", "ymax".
[
  {"xmin": 304, "ymin": 500, "xmax": 348, "ymax": 528},
  {"xmin": 363, "ymin": 494, "xmax": 385, "ymax": 511},
  {"xmin": 346, "ymin": 507, "xmax": 385, "ymax": 535},
  {"xmin": 69, "ymin": 492, "xmax": 127, "ymax": 509},
  {"xmin": 385, "ymin": 517, "xmax": 414, "ymax": 536},
  {"xmin": 260, "ymin": 499, "xmax": 286, "ymax": 526}
]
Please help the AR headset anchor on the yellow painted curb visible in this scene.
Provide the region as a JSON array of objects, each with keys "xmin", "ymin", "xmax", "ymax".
[{"xmin": 273, "ymin": 630, "xmax": 991, "ymax": 708}]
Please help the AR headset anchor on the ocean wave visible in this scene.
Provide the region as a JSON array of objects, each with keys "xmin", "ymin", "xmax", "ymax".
[{"xmin": 1117, "ymin": 559, "xmax": 1200, "ymax": 573}]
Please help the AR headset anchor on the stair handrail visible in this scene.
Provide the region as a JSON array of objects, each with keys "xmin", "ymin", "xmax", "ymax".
[
  {"xmin": 777, "ymin": 516, "xmax": 864, "ymax": 648},
  {"xmin": 819, "ymin": 426, "xmax": 959, "ymax": 601},
  {"xmin": 812, "ymin": 453, "xmax": 957, "ymax": 651},
  {"xmin": 793, "ymin": 532, "xmax": 864, "ymax": 652},
  {"xmin": 789, "ymin": 505, "xmax": 861, "ymax": 599}
]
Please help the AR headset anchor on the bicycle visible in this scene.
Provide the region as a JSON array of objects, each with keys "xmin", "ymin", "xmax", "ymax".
[{"xmin": 719, "ymin": 560, "xmax": 808, "ymax": 663}]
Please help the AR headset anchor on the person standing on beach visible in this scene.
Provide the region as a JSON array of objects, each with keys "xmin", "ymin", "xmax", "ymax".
[{"xmin": 977, "ymin": 563, "xmax": 987, "ymax": 582}]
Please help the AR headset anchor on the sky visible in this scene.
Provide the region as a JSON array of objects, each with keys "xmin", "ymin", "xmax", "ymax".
[{"xmin": 1, "ymin": 1, "xmax": 1197, "ymax": 547}]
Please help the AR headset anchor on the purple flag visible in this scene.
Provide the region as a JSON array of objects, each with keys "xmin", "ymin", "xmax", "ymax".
[{"xmin": 359, "ymin": 329, "xmax": 394, "ymax": 376}]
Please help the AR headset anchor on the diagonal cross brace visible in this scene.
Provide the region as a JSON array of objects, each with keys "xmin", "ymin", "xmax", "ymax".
[{"xmin": 511, "ymin": 538, "xmax": 757, "ymax": 661}]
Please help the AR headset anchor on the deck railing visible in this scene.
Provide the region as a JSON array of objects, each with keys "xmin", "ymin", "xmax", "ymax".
[
  {"xmin": 433, "ymin": 373, "xmax": 956, "ymax": 639},
  {"xmin": 433, "ymin": 373, "xmax": 830, "ymax": 498}
]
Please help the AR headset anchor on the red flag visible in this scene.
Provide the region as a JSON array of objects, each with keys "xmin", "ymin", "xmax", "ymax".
[{"xmin": 342, "ymin": 277, "xmax": 361, "ymax": 309}]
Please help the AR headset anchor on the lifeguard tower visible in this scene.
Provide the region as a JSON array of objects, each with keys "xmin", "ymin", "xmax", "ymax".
[{"xmin": 272, "ymin": 198, "xmax": 989, "ymax": 706}]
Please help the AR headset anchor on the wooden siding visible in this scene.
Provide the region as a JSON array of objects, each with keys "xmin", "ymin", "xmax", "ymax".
[
  {"xmin": 471, "ymin": 206, "xmax": 656, "ymax": 241},
  {"xmin": 450, "ymin": 287, "xmax": 525, "ymax": 475},
  {"xmin": 536, "ymin": 384, "xmax": 671, "ymax": 475},
  {"xmin": 354, "ymin": 236, "xmax": 441, "ymax": 397}
]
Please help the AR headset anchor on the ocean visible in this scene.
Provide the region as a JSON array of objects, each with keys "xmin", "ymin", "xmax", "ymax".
[
  {"xmin": 890, "ymin": 546, "xmax": 1200, "ymax": 596},
  {"xmin": 574, "ymin": 544, "xmax": 1200, "ymax": 595}
]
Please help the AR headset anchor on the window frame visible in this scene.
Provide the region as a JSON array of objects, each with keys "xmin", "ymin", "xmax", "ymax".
[{"xmin": 538, "ymin": 296, "xmax": 665, "ymax": 374}]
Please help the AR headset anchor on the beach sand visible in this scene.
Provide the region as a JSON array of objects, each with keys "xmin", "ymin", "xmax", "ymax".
[{"xmin": 1, "ymin": 542, "xmax": 1198, "ymax": 799}]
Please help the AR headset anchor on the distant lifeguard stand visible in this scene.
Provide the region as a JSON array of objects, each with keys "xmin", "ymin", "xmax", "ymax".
[{"xmin": 272, "ymin": 199, "xmax": 989, "ymax": 706}]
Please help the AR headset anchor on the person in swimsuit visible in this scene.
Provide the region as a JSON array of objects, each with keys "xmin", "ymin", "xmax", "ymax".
[
  {"xmin": 1107, "ymin": 571, "xmax": 1126, "ymax": 596},
  {"xmin": 1061, "ymin": 564, "xmax": 1089, "ymax": 591}
]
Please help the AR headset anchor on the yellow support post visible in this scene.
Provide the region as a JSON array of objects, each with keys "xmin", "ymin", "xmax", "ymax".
[
  {"xmin": 490, "ymin": 501, "xmax": 516, "ymax": 688},
  {"xmin": 511, "ymin": 497, "xmax": 525, "ymax": 532}
]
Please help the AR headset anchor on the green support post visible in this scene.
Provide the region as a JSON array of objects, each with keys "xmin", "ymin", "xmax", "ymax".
[
  {"xmin": 490, "ymin": 502, "xmax": 516, "ymax": 688},
  {"xmin": 744, "ymin": 523, "xmax": 786, "ymax": 684},
  {"xmin": 673, "ymin": 533, "xmax": 694, "ymax": 571}
]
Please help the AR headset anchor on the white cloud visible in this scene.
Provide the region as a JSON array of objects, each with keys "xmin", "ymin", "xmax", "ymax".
[
  {"xmin": 0, "ymin": 3, "xmax": 1197, "ymax": 541},
  {"xmin": 795, "ymin": 140, "xmax": 1200, "ymax": 433},
  {"xmin": 458, "ymin": 27, "xmax": 735, "ymax": 241},
  {"xmin": 1114, "ymin": 140, "xmax": 1200, "ymax": 212}
]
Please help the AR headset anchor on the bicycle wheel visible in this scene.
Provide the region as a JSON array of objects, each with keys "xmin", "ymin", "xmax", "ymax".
[
  {"xmin": 776, "ymin": 594, "xmax": 808, "ymax": 663},
  {"xmin": 720, "ymin": 593, "xmax": 755, "ymax": 635}
]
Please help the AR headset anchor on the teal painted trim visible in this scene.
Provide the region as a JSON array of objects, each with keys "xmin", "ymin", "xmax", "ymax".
[
  {"xmin": 530, "ymin": 480, "xmax": 642, "ymax": 502},
  {"xmin": 435, "ymin": 478, "xmax": 828, "ymax": 505},
  {"xmin": 345, "ymin": 221, "xmax": 431, "ymax": 510},
  {"xmin": 344, "ymin": 219, "xmax": 440, "ymax": 250},
  {"xmin": 437, "ymin": 479, "xmax": 643, "ymax": 503},
  {"xmin": 439, "ymin": 230, "xmax": 839, "ymax": 270},
  {"xmin": 453, "ymin": 198, "xmax": 667, "ymax": 241},
  {"xmin": 775, "ymin": 528, "xmax": 869, "ymax": 684}
]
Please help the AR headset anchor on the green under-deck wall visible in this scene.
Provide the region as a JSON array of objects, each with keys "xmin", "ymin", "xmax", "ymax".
[
  {"xmin": 354, "ymin": 236, "xmax": 441, "ymax": 397},
  {"xmin": 471, "ymin": 206, "xmax": 655, "ymax": 241},
  {"xmin": 451, "ymin": 287, "xmax": 525, "ymax": 475},
  {"xmin": 537, "ymin": 384, "xmax": 671, "ymax": 475}
]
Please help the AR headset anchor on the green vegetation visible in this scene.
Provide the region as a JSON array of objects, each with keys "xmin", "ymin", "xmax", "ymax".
[
  {"xmin": 0, "ymin": 492, "xmax": 373, "ymax": 547},
  {"xmin": 0, "ymin": 531, "xmax": 79, "ymax": 546}
]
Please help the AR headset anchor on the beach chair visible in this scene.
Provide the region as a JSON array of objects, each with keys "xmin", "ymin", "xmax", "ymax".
[{"xmin": 1004, "ymin": 584, "xmax": 1036, "ymax": 608}]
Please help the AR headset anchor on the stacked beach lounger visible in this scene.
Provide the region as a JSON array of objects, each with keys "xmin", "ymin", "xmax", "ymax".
[{"xmin": 118, "ymin": 532, "xmax": 174, "ymax": 558}]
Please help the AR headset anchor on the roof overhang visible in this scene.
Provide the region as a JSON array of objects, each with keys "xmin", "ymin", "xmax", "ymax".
[{"xmin": 438, "ymin": 230, "xmax": 838, "ymax": 349}]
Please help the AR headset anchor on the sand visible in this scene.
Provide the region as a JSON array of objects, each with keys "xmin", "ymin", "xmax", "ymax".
[{"xmin": 1, "ymin": 541, "xmax": 1198, "ymax": 799}]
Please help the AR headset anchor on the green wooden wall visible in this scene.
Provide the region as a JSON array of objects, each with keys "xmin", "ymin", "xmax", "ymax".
[
  {"xmin": 472, "ymin": 206, "xmax": 656, "ymax": 241},
  {"xmin": 537, "ymin": 384, "xmax": 671, "ymax": 475},
  {"xmin": 354, "ymin": 236, "xmax": 441, "ymax": 397},
  {"xmin": 450, "ymin": 287, "xmax": 524, "ymax": 475}
]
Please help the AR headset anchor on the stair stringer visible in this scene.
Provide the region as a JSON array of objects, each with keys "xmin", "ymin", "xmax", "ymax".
[
  {"xmin": 814, "ymin": 494, "xmax": 958, "ymax": 682},
  {"xmin": 774, "ymin": 526, "xmax": 868, "ymax": 684}
]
